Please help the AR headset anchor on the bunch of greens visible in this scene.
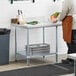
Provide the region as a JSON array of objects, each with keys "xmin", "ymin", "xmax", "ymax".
[{"xmin": 26, "ymin": 21, "xmax": 38, "ymax": 25}]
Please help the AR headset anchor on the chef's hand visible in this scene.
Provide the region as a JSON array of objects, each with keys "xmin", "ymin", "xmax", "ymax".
[{"xmin": 50, "ymin": 16, "xmax": 58, "ymax": 23}]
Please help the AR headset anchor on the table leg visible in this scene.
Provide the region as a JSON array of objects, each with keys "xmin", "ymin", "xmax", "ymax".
[
  {"xmin": 15, "ymin": 27, "xmax": 17, "ymax": 62},
  {"xmin": 74, "ymin": 60, "xmax": 76, "ymax": 76},
  {"xmin": 26, "ymin": 28, "xmax": 30, "ymax": 65},
  {"xmin": 42, "ymin": 27, "xmax": 45, "ymax": 60},
  {"xmin": 56, "ymin": 26, "xmax": 58, "ymax": 63}
]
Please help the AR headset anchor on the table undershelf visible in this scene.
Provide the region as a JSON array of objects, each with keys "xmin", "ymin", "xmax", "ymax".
[{"xmin": 16, "ymin": 51, "xmax": 56, "ymax": 58}]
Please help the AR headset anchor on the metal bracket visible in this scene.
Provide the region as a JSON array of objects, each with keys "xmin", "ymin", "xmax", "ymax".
[
  {"xmin": 32, "ymin": 0, "xmax": 35, "ymax": 3},
  {"xmin": 53, "ymin": 0, "xmax": 56, "ymax": 2},
  {"xmin": 10, "ymin": 0, "xmax": 35, "ymax": 4}
]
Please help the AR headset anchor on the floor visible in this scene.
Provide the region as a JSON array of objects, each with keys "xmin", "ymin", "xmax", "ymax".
[{"xmin": 0, "ymin": 54, "xmax": 74, "ymax": 76}]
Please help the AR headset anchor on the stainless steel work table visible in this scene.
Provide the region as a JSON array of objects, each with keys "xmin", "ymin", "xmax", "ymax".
[{"xmin": 12, "ymin": 21, "xmax": 62, "ymax": 65}]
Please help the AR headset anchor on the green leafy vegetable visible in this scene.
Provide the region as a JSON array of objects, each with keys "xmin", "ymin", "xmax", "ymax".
[{"xmin": 26, "ymin": 21, "xmax": 38, "ymax": 25}]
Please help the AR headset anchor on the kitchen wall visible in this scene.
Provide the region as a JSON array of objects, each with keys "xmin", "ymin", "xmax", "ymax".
[{"xmin": 0, "ymin": 0, "xmax": 67, "ymax": 61}]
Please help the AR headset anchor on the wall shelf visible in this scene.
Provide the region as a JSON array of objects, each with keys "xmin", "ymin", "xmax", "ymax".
[{"xmin": 10, "ymin": 0, "xmax": 35, "ymax": 4}]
